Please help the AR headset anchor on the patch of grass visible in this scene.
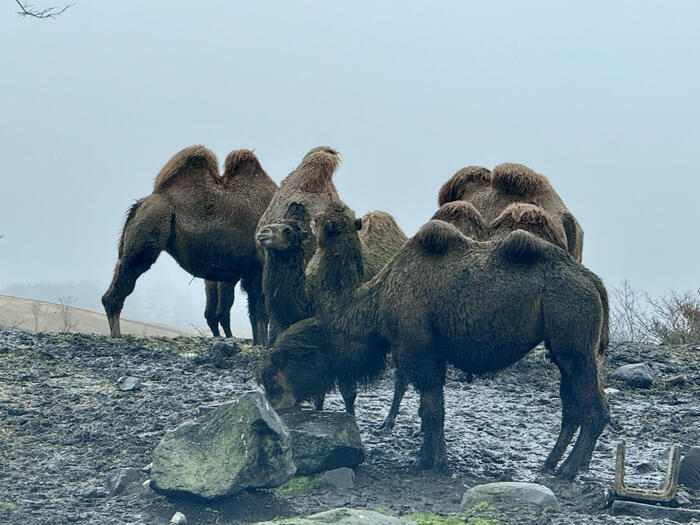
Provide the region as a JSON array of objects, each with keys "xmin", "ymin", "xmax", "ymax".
[
  {"xmin": 271, "ymin": 474, "xmax": 320, "ymax": 496},
  {"xmin": 407, "ymin": 512, "xmax": 500, "ymax": 525},
  {"xmin": 0, "ymin": 501, "xmax": 16, "ymax": 511}
]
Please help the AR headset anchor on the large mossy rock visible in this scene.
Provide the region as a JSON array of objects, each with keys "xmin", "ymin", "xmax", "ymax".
[
  {"xmin": 460, "ymin": 481, "xmax": 560, "ymax": 512},
  {"xmin": 151, "ymin": 391, "xmax": 296, "ymax": 499},
  {"xmin": 278, "ymin": 408, "xmax": 365, "ymax": 476},
  {"xmin": 254, "ymin": 507, "xmax": 415, "ymax": 524}
]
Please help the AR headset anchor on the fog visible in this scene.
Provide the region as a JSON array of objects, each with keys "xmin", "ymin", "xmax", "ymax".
[{"xmin": 1, "ymin": 1, "xmax": 698, "ymax": 335}]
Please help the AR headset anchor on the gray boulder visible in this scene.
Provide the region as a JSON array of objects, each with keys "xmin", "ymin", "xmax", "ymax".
[
  {"xmin": 611, "ymin": 501, "xmax": 700, "ymax": 522},
  {"xmin": 151, "ymin": 391, "xmax": 296, "ymax": 499},
  {"xmin": 106, "ymin": 467, "xmax": 140, "ymax": 495},
  {"xmin": 610, "ymin": 363, "xmax": 654, "ymax": 388},
  {"xmin": 460, "ymin": 482, "xmax": 559, "ymax": 512},
  {"xmin": 254, "ymin": 508, "xmax": 415, "ymax": 524},
  {"xmin": 319, "ymin": 467, "xmax": 355, "ymax": 490},
  {"xmin": 679, "ymin": 446, "xmax": 700, "ymax": 489},
  {"xmin": 278, "ymin": 408, "xmax": 364, "ymax": 476}
]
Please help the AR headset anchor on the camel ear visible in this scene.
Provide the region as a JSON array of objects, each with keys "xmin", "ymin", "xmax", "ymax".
[{"xmin": 354, "ymin": 218, "xmax": 363, "ymax": 230}]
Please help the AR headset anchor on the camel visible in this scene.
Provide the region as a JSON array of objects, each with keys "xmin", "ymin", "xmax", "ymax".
[
  {"xmin": 102, "ymin": 146, "xmax": 277, "ymax": 344},
  {"xmin": 257, "ymin": 203, "xmax": 407, "ymax": 415},
  {"xmin": 259, "ymin": 203, "xmax": 610, "ymax": 479},
  {"xmin": 438, "ymin": 163, "xmax": 584, "ymax": 261}
]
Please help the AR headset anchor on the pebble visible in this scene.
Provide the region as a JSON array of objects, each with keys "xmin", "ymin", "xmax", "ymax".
[
  {"xmin": 106, "ymin": 467, "xmax": 140, "ymax": 495},
  {"xmin": 116, "ymin": 376, "xmax": 142, "ymax": 391},
  {"xmin": 170, "ymin": 511, "xmax": 187, "ymax": 524}
]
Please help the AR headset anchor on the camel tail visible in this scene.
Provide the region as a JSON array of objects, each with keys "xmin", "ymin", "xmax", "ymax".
[
  {"xmin": 118, "ymin": 201, "xmax": 141, "ymax": 258},
  {"xmin": 592, "ymin": 275, "xmax": 610, "ymax": 355}
]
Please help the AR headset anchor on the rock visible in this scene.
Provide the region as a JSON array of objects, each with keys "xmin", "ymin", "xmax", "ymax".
[
  {"xmin": 197, "ymin": 403, "xmax": 223, "ymax": 416},
  {"xmin": 116, "ymin": 376, "xmax": 142, "ymax": 391},
  {"xmin": 460, "ymin": 482, "xmax": 559, "ymax": 512},
  {"xmin": 106, "ymin": 467, "xmax": 140, "ymax": 495},
  {"xmin": 319, "ymin": 467, "xmax": 355, "ymax": 490},
  {"xmin": 603, "ymin": 387, "xmax": 620, "ymax": 396},
  {"xmin": 667, "ymin": 374, "xmax": 687, "ymax": 387},
  {"xmin": 278, "ymin": 408, "xmax": 365, "ymax": 476},
  {"xmin": 75, "ymin": 481, "xmax": 108, "ymax": 499},
  {"xmin": 679, "ymin": 446, "xmax": 700, "ymax": 489},
  {"xmin": 141, "ymin": 479, "xmax": 156, "ymax": 499},
  {"xmin": 142, "ymin": 462, "xmax": 152, "ymax": 474},
  {"xmin": 253, "ymin": 507, "xmax": 415, "ymax": 524},
  {"xmin": 170, "ymin": 511, "xmax": 187, "ymax": 524},
  {"xmin": 610, "ymin": 500, "xmax": 700, "ymax": 522},
  {"xmin": 151, "ymin": 391, "xmax": 296, "ymax": 499},
  {"xmin": 610, "ymin": 363, "xmax": 654, "ymax": 388},
  {"xmin": 193, "ymin": 340, "xmax": 240, "ymax": 368}
]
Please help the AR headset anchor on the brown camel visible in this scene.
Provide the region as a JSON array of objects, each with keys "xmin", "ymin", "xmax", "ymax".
[
  {"xmin": 438, "ymin": 163, "xmax": 584, "ymax": 261},
  {"xmin": 257, "ymin": 204, "xmax": 407, "ymax": 415},
  {"xmin": 102, "ymin": 146, "xmax": 277, "ymax": 344},
  {"xmin": 260, "ymin": 203, "xmax": 610, "ymax": 479}
]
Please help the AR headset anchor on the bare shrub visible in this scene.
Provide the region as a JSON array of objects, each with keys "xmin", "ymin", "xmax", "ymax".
[
  {"xmin": 610, "ymin": 281, "xmax": 700, "ymax": 344},
  {"xmin": 58, "ymin": 295, "xmax": 76, "ymax": 333},
  {"xmin": 647, "ymin": 289, "xmax": 700, "ymax": 345},
  {"xmin": 31, "ymin": 301, "xmax": 41, "ymax": 332}
]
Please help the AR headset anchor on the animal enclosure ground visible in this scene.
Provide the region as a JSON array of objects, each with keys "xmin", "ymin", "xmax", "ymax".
[{"xmin": 0, "ymin": 330, "xmax": 697, "ymax": 524}]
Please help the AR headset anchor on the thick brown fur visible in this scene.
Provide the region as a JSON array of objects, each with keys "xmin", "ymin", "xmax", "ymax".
[
  {"xmin": 103, "ymin": 146, "xmax": 278, "ymax": 343},
  {"xmin": 430, "ymin": 201, "xmax": 486, "ymax": 241},
  {"xmin": 437, "ymin": 163, "xmax": 584, "ymax": 261},
  {"xmin": 260, "ymin": 204, "xmax": 610, "ymax": 479},
  {"xmin": 437, "ymin": 166, "xmax": 492, "ymax": 207},
  {"xmin": 489, "ymin": 203, "xmax": 568, "ymax": 251}
]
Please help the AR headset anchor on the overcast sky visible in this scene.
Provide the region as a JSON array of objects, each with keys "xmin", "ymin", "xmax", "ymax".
[{"xmin": 1, "ymin": 1, "xmax": 698, "ymax": 334}]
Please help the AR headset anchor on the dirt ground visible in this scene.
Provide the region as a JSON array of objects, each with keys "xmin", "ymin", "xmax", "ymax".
[{"xmin": 0, "ymin": 329, "xmax": 698, "ymax": 524}]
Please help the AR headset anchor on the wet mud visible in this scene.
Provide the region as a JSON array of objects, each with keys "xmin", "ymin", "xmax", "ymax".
[{"xmin": 0, "ymin": 330, "xmax": 697, "ymax": 524}]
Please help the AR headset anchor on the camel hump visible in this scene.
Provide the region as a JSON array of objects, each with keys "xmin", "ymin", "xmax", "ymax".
[
  {"xmin": 438, "ymin": 166, "xmax": 492, "ymax": 206},
  {"xmin": 432, "ymin": 201, "xmax": 486, "ymax": 229},
  {"xmin": 497, "ymin": 229, "xmax": 551, "ymax": 264},
  {"xmin": 492, "ymin": 163, "xmax": 549, "ymax": 198},
  {"xmin": 153, "ymin": 145, "xmax": 219, "ymax": 192},
  {"xmin": 491, "ymin": 203, "xmax": 567, "ymax": 250},
  {"xmin": 223, "ymin": 149, "xmax": 262, "ymax": 179},
  {"xmin": 414, "ymin": 220, "xmax": 469, "ymax": 256},
  {"xmin": 297, "ymin": 147, "xmax": 341, "ymax": 192},
  {"xmin": 359, "ymin": 210, "xmax": 401, "ymax": 236}
]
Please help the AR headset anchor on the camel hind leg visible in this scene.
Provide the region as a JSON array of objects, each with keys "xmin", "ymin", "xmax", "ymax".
[
  {"xmin": 542, "ymin": 371, "xmax": 580, "ymax": 472},
  {"xmin": 102, "ymin": 197, "xmax": 171, "ymax": 337},
  {"xmin": 215, "ymin": 281, "xmax": 236, "ymax": 338},
  {"xmin": 204, "ymin": 280, "xmax": 221, "ymax": 336}
]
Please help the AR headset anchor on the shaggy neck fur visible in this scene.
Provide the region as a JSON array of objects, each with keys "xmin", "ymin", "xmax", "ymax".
[{"xmin": 262, "ymin": 242, "xmax": 310, "ymax": 325}]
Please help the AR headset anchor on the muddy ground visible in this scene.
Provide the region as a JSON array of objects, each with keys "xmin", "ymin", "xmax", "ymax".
[{"xmin": 0, "ymin": 329, "xmax": 698, "ymax": 524}]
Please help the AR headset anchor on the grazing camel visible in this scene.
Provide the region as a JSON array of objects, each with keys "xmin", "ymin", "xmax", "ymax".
[
  {"xmin": 260, "ymin": 203, "xmax": 610, "ymax": 479},
  {"xmin": 102, "ymin": 146, "xmax": 277, "ymax": 344}
]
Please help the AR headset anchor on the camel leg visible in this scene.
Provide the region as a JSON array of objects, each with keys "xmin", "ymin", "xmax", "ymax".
[
  {"xmin": 204, "ymin": 280, "xmax": 220, "ymax": 337},
  {"xmin": 379, "ymin": 368, "xmax": 409, "ymax": 433},
  {"xmin": 241, "ymin": 270, "xmax": 268, "ymax": 346},
  {"xmin": 102, "ymin": 246, "xmax": 163, "ymax": 337},
  {"xmin": 542, "ymin": 371, "xmax": 580, "ymax": 472},
  {"xmin": 215, "ymin": 281, "xmax": 236, "ymax": 338},
  {"xmin": 553, "ymin": 355, "xmax": 609, "ymax": 479},
  {"xmin": 338, "ymin": 378, "xmax": 357, "ymax": 416},
  {"xmin": 417, "ymin": 384, "xmax": 447, "ymax": 471}
]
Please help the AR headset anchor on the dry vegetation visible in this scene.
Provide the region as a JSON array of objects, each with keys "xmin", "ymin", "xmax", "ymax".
[{"xmin": 609, "ymin": 280, "xmax": 700, "ymax": 344}]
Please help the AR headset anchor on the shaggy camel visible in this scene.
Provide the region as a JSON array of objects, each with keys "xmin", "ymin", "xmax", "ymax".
[
  {"xmin": 438, "ymin": 163, "xmax": 584, "ymax": 261},
  {"xmin": 260, "ymin": 203, "xmax": 610, "ymax": 478},
  {"xmin": 102, "ymin": 146, "xmax": 277, "ymax": 344},
  {"xmin": 257, "ymin": 203, "xmax": 407, "ymax": 414}
]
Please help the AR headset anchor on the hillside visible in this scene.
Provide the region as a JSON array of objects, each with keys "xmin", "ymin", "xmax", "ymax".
[{"xmin": 0, "ymin": 295, "xmax": 196, "ymax": 337}]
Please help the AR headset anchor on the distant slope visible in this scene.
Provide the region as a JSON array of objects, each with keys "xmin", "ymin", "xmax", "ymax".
[{"xmin": 0, "ymin": 295, "xmax": 197, "ymax": 337}]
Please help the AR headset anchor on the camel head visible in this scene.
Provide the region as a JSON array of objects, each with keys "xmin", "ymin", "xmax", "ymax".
[
  {"xmin": 256, "ymin": 319, "xmax": 334, "ymax": 409},
  {"xmin": 256, "ymin": 222, "xmax": 309, "ymax": 253},
  {"xmin": 310, "ymin": 203, "xmax": 359, "ymax": 249}
]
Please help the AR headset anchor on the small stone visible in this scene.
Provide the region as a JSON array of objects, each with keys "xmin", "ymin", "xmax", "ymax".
[
  {"xmin": 141, "ymin": 479, "xmax": 156, "ymax": 499},
  {"xmin": 170, "ymin": 511, "xmax": 187, "ymax": 524},
  {"xmin": 117, "ymin": 376, "xmax": 142, "ymax": 391},
  {"xmin": 460, "ymin": 482, "xmax": 559, "ymax": 512},
  {"xmin": 142, "ymin": 462, "xmax": 152, "ymax": 474},
  {"xmin": 107, "ymin": 467, "xmax": 140, "ymax": 495},
  {"xmin": 75, "ymin": 481, "xmax": 108, "ymax": 499},
  {"xmin": 610, "ymin": 363, "xmax": 654, "ymax": 388},
  {"xmin": 610, "ymin": 500, "xmax": 700, "ymax": 522},
  {"xmin": 667, "ymin": 374, "xmax": 687, "ymax": 387},
  {"xmin": 319, "ymin": 468, "xmax": 355, "ymax": 490},
  {"xmin": 679, "ymin": 446, "xmax": 700, "ymax": 490},
  {"xmin": 603, "ymin": 387, "xmax": 620, "ymax": 395}
]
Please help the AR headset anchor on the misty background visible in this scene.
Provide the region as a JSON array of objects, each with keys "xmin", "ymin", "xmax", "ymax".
[{"xmin": 1, "ymin": 2, "xmax": 698, "ymax": 335}]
